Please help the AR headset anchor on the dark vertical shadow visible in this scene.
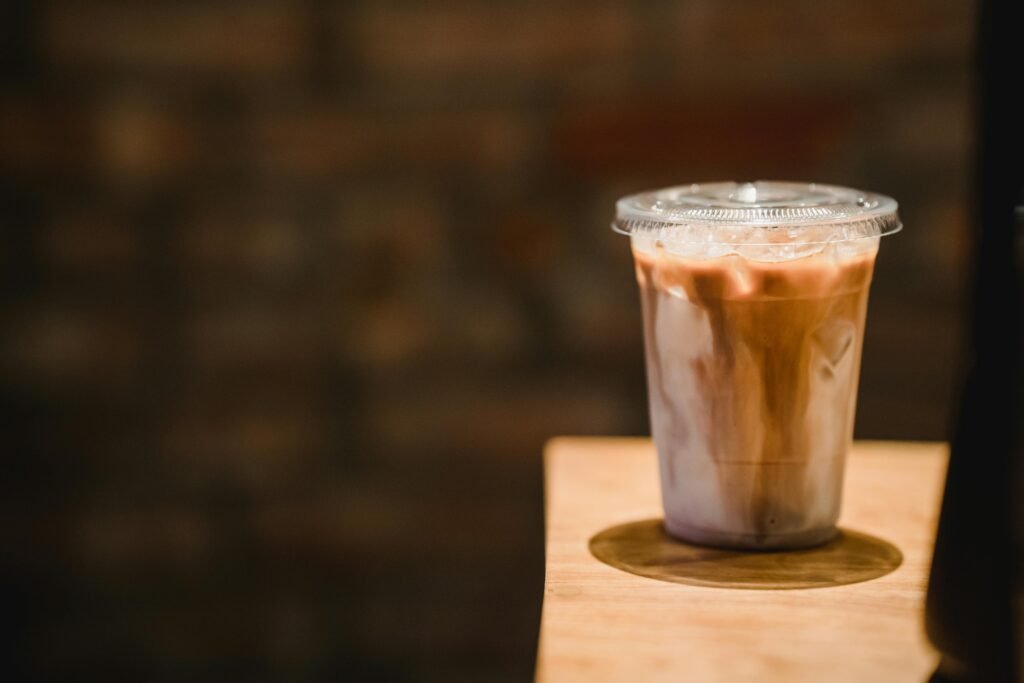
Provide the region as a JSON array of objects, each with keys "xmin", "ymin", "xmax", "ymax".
[{"xmin": 924, "ymin": 0, "xmax": 1023, "ymax": 679}]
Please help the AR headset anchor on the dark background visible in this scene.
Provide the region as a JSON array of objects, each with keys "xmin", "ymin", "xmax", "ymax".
[{"xmin": 1, "ymin": 1, "xmax": 972, "ymax": 680}]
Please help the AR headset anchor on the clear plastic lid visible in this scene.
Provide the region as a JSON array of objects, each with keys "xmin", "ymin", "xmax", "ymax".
[{"xmin": 613, "ymin": 181, "xmax": 901, "ymax": 247}]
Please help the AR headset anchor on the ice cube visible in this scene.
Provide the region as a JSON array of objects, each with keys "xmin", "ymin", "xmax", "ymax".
[
  {"xmin": 631, "ymin": 234, "xmax": 657, "ymax": 255},
  {"xmin": 813, "ymin": 320, "xmax": 855, "ymax": 367},
  {"xmin": 735, "ymin": 241, "xmax": 825, "ymax": 262}
]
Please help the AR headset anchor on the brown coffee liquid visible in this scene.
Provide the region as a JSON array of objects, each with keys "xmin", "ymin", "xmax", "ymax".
[{"xmin": 634, "ymin": 243, "xmax": 877, "ymax": 549}]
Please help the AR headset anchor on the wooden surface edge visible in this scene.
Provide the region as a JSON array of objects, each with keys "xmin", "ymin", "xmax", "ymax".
[{"xmin": 537, "ymin": 437, "xmax": 949, "ymax": 682}]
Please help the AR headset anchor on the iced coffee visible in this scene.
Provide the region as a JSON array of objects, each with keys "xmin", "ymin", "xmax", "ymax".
[{"xmin": 615, "ymin": 182, "xmax": 900, "ymax": 550}]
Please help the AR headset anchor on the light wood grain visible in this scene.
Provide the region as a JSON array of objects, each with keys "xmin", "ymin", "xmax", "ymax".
[{"xmin": 537, "ymin": 438, "xmax": 948, "ymax": 682}]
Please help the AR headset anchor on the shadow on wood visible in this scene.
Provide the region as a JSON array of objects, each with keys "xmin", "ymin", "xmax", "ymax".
[{"xmin": 589, "ymin": 519, "xmax": 902, "ymax": 590}]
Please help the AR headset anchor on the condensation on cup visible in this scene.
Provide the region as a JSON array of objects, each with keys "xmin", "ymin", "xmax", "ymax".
[{"xmin": 614, "ymin": 181, "xmax": 901, "ymax": 550}]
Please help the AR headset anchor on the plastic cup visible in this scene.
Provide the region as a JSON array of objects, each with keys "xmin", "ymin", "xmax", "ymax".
[{"xmin": 614, "ymin": 181, "xmax": 901, "ymax": 550}]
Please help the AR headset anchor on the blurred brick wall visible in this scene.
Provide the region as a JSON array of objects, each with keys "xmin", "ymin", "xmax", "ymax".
[{"xmin": 1, "ymin": 1, "xmax": 973, "ymax": 680}]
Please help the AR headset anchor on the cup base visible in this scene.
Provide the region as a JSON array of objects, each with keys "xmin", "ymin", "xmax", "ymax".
[{"xmin": 663, "ymin": 519, "xmax": 839, "ymax": 551}]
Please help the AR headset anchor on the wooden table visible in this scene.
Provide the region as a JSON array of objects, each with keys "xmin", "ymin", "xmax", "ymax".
[{"xmin": 537, "ymin": 438, "xmax": 948, "ymax": 682}]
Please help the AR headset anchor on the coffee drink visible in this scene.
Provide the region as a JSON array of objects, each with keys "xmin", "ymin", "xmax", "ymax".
[
  {"xmin": 615, "ymin": 182, "xmax": 900, "ymax": 549},
  {"xmin": 635, "ymin": 241, "xmax": 876, "ymax": 548}
]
